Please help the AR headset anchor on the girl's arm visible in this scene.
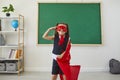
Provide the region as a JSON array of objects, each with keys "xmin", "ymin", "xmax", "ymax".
[{"xmin": 42, "ymin": 27, "xmax": 56, "ymax": 40}]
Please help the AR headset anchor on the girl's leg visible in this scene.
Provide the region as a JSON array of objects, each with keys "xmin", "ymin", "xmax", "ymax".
[
  {"xmin": 63, "ymin": 74, "xmax": 66, "ymax": 80},
  {"xmin": 52, "ymin": 74, "xmax": 58, "ymax": 80}
]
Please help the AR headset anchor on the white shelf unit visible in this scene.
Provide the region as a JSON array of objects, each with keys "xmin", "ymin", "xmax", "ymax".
[
  {"xmin": 0, "ymin": 68, "xmax": 23, "ymax": 73},
  {"xmin": 0, "ymin": 15, "xmax": 24, "ymax": 74}
]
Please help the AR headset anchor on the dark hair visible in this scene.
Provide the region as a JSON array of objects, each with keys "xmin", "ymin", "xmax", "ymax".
[{"xmin": 55, "ymin": 23, "xmax": 70, "ymax": 37}]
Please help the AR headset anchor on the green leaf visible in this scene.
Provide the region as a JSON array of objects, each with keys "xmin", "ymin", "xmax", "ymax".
[
  {"xmin": 2, "ymin": 7, "xmax": 7, "ymax": 9},
  {"xmin": 2, "ymin": 10, "xmax": 7, "ymax": 12},
  {"xmin": 1, "ymin": 4, "xmax": 15, "ymax": 13},
  {"xmin": 8, "ymin": 4, "xmax": 14, "ymax": 12}
]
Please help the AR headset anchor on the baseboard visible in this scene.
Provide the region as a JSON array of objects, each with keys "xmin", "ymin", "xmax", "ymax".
[
  {"xmin": 25, "ymin": 67, "xmax": 109, "ymax": 72},
  {"xmin": 25, "ymin": 67, "xmax": 51, "ymax": 72},
  {"xmin": 80, "ymin": 67, "xmax": 109, "ymax": 72}
]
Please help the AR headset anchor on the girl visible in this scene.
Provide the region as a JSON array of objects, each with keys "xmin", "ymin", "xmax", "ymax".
[{"xmin": 42, "ymin": 23, "xmax": 70, "ymax": 80}]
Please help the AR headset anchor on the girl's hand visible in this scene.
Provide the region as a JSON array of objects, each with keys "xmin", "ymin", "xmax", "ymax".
[{"xmin": 57, "ymin": 51, "xmax": 65, "ymax": 59}]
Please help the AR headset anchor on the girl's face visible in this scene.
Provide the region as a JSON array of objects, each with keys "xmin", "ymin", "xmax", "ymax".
[{"xmin": 56, "ymin": 24, "xmax": 67, "ymax": 36}]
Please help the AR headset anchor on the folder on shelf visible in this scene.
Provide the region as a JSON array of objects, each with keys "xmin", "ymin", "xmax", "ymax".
[{"xmin": 15, "ymin": 49, "xmax": 22, "ymax": 59}]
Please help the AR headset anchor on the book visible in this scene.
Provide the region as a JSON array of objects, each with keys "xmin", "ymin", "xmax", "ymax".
[
  {"xmin": 0, "ymin": 19, "xmax": 1, "ymax": 31},
  {"xmin": 8, "ymin": 49, "xmax": 13, "ymax": 58},
  {"xmin": 8, "ymin": 49, "xmax": 16, "ymax": 59}
]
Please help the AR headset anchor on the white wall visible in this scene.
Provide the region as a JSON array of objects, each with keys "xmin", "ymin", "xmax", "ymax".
[{"xmin": 0, "ymin": 0, "xmax": 120, "ymax": 72}]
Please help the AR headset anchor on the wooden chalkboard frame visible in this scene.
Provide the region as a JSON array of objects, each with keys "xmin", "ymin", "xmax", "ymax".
[{"xmin": 37, "ymin": 2, "xmax": 103, "ymax": 45}]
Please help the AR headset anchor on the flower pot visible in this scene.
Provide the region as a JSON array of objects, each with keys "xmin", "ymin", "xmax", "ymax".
[{"xmin": 6, "ymin": 13, "xmax": 10, "ymax": 17}]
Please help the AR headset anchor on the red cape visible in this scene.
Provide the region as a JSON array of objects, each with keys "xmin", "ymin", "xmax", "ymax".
[{"xmin": 57, "ymin": 40, "xmax": 81, "ymax": 80}]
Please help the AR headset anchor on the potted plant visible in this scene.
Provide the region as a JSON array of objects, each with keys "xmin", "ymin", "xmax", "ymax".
[{"xmin": 2, "ymin": 4, "xmax": 15, "ymax": 17}]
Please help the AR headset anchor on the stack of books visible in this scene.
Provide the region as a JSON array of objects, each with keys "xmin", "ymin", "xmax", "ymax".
[{"xmin": 8, "ymin": 49, "xmax": 22, "ymax": 59}]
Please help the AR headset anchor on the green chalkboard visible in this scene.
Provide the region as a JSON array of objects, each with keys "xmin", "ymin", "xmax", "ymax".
[{"xmin": 37, "ymin": 3, "xmax": 102, "ymax": 45}]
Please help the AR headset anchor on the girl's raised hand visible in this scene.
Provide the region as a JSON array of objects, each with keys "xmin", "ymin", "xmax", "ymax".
[{"xmin": 49, "ymin": 27, "xmax": 56, "ymax": 30}]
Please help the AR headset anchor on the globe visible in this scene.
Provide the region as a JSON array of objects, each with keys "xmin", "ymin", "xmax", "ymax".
[{"xmin": 11, "ymin": 20, "xmax": 19, "ymax": 31}]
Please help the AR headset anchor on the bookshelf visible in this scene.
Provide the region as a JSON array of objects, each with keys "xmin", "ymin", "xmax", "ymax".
[{"xmin": 0, "ymin": 14, "xmax": 24, "ymax": 74}]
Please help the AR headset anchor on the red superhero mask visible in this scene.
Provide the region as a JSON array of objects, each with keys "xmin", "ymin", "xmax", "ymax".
[{"xmin": 56, "ymin": 25, "xmax": 67, "ymax": 32}]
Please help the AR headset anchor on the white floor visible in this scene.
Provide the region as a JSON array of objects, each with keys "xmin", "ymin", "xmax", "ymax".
[{"xmin": 0, "ymin": 71, "xmax": 120, "ymax": 80}]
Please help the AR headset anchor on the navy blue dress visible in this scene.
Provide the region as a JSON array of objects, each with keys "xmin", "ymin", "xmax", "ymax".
[{"xmin": 52, "ymin": 35, "xmax": 69, "ymax": 74}]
